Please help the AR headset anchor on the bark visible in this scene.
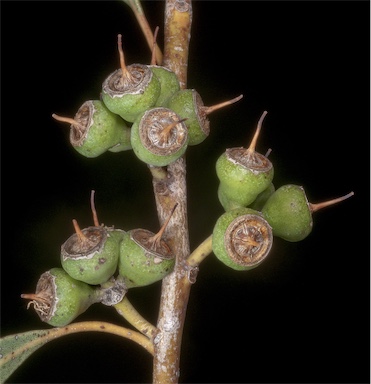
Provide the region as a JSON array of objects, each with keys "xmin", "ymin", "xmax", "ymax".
[{"xmin": 151, "ymin": 1, "xmax": 193, "ymax": 383}]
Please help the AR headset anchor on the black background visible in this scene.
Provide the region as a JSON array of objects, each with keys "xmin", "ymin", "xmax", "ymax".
[{"xmin": 1, "ymin": 1, "xmax": 370, "ymax": 383}]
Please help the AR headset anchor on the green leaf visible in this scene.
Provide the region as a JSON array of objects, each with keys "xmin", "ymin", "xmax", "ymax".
[
  {"xmin": 0, "ymin": 328, "xmax": 54, "ymax": 383},
  {"xmin": 0, "ymin": 321, "xmax": 155, "ymax": 382}
]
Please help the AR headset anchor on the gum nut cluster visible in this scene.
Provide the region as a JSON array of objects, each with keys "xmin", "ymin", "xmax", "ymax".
[
  {"xmin": 52, "ymin": 33, "xmax": 243, "ymax": 166},
  {"xmin": 40, "ymin": 27, "xmax": 355, "ymax": 322},
  {"xmin": 21, "ymin": 194, "xmax": 178, "ymax": 326},
  {"xmin": 213, "ymin": 111, "xmax": 354, "ymax": 270}
]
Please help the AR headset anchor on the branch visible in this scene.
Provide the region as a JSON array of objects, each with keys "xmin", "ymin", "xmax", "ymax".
[
  {"xmin": 187, "ymin": 234, "xmax": 213, "ymax": 267},
  {"xmin": 162, "ymin": 0, "xmax": 192, "ymax": 89},
  {"xmin": 114, "ymin": 296, "xmax": 158, "ymax": 339},
  {"xmin": 122, "ymin": 0, "xmax": 163, "ymax": 64},
  {"xmin": 123, "ymin": 1, "xmax": 194, "ymax": 382},
  {"xmin": 151, "ymin": 1, "xmax": 193, "ymax": 383}
]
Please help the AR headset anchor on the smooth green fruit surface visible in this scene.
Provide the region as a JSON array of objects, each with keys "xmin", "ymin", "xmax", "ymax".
[
  {"xmin": 217, "ymin": 183, "xmax": 245, "ymax": 211},
  {"xmin": 261, "ymin": 184, "xmax": 312, "ymax": 242},
  {"xmin": 118, "ymin": 229, "xmax": 175, "ymax": 288},
  {"xmin": 212, "ymin": 207, "xmax": 273, "ymax": 271},
  {"xmin": 61, "ymin": 226, "xmax": 121, "ymax": 285},
  {"xmin": 108, "ymin": 125, "xmax": 132, "ymax": 153},
  {"xmin": 166, "ymin": 89, "xmax": 209, "ymax": 145},
  {"xmin": 150, "ymin": 65, "xmax": 180, "ymax": 107},
  {"xmin": 248, "ymin": 182, "xmax": 276, "ymax": 211}
]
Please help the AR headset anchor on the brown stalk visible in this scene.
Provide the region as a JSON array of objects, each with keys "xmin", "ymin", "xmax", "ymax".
[{"xmin": 151, "ymin": 1, "xmax": 193, "ymax": 383}]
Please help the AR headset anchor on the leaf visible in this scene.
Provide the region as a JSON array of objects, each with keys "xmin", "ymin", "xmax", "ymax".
[
  {"xmin": 0, "ymin": 328, "xmax": 54, "ymax": 383},
  {"xmin": 0, "ymin": 321, "xmax": 154, "ymax": 383}
]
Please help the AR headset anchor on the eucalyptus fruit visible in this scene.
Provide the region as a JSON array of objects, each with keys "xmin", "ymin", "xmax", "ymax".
[
  {"xmin": 248, "ymin": 182, "xmax": 275, "ymax": 211},
  {"xmin": 216, "ymin": 111, "xmax": 274, "ymax": 210},
  {"xmin": 150, "ymin": 66, "xmax": 180, "ymax": 107},
  {"xmin": 261, "ymin": 184, "xmax": 354, "ymax": 242},
  {"xmin": 101, "ymin": 34, "xmax": 161, "ymax": 123},
  {"xmin": 21, "ymin": 268, "xmax": 102, "ymax": 327},
  {"xmin": 130, "ymin": 107, "xmax": 189, "ymax": 166},
  {"xmin": 148, "ymin": 27, "xmax": 180, "ymax": 107},
  {"xmin": 52, "ymin": 100, "xmax": 131, "ymax": 158},
  {"xmin": 118, "ymin": 204, "xmax": 177, "ymax": 288},
  {"xmin": 61, "ymin": 220, "xmax": 122, "ymax": 285},
  {"xmin": 60, "ymin": 191, "xmax": 123, "ymax": 285},
  {"xmin": 212, "ymin": 207, "xmax": 273, "ymax": 271},
  {"xmin": 107, "ymin": 128, "xmax": 132, "ymax": 153},
  {"xmin": 166, "ymin": 89, "xmax": 243, "ymax": 145}
]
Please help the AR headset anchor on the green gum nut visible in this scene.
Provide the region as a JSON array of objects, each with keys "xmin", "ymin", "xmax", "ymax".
[
  {"xmin": 21, "ymin": 268, "xmax": 102, "ymax": 327},
  {"xmin": 108, "ymin": 124, "xmax": 132, "ymax": 153},
  {"xmin": 53, "ymin": 100, "xmax": 130, "ymax": 158},
  {"xmin": 101, "ymin": 34, "xmax": 161, "ymax": 122},
  {"xmin": 261, "ymin": 184, "xmax": 312, "ymax": 242},
  {"xmin": 217, "ymin": 183, "xmax": 245, "ymax": 211},
  {"xmin": 101, "ymin": 63, "xmax": 161, "ymax": 123},
  {"xmin": 216, "ymin": 148, "xmax": 274, "ymax": 208},
  {"xmin": 212, "ymin": 207, "xmax": 273, "ymax": 271},
  {"xmin": 118, "ymin": 204, "xmax": 177, "ymax": 288},
  {"xmin": 149, "ymin": 65, "xmax": 180, "ymax": 107},
  {"xmin": 165, "ymin": 89, "xmax": 205, "ymax": 145},
  {"xmin": 130, "ymin": 107, "xmax": 189, "ymax": 166},
  {"xmin": 118, "ymin": 229, "xmax": 175, "ymax": 288},
  {"xmin": 248, "ymin": 182, "xmax": 276, "ymax": 211},
  {"xmin": 261, "ymin": 184, "xmax": 354, "ymax": 242},
  {"xmin": 61, "ymin": 223, "xmax": 122, "ymax": 285},
  {"xmin": 166, "ymin": 89, "xmax": 243, "ymax": 146},
  {"xmin": 216, "ymin": 111, "xmax": 274, "ymax": 209},
  {"xmin": 106, "ymin": 228, "xmax": 127, "ymax": 243}
]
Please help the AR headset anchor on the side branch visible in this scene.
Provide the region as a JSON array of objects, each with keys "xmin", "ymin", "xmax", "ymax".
[
  {"xmin": 187, "ymin": 234, "xmax": 213, "ymax": 267},
  {"xmin": 122, "ymin": 0, "xmax": 163, "ymax": 64},
  {"xmin": 114, "ymin": 296, "xmax": 158, "ymax": 339}
]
